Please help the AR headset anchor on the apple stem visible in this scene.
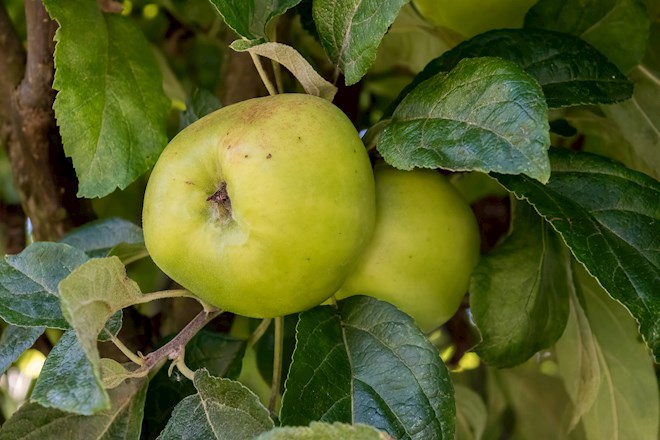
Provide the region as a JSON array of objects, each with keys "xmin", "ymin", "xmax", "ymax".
[
  {"xmin": 269, "ymin": 316, "xmax": 284, "ymax": 413},
  {"xmin": 249, "ymin": 52, "xmax": 278, "ymax": 96},
  {"xmin": 247, "ymin": 318, "xmax": 273, "ymax": 348}
]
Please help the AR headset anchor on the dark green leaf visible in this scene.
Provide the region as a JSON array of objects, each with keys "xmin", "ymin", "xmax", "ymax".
[
  {"xmin": 254, "ymin": 422, "xmax": 389, "ymax": 439},
  {"xmin": 495, "ymin": 148, "xmax": 660, "ymax": 360},
  {"xmin": 378, "ymin": 57, "xmax": 551, "ymax": 182},
  {"xmin": 180, "ymin": 88, "xmax": 221, "ymax": 130},
  {"xmin": 60, "ymin": 218, "xmax": 146, "ymax": 263},
  {"xmin": 313, "ymin": 0, "xmax": 409, "ymax": 85},
  {"xmin": 525, "ymin": 0, "xmax": 650, "ymax": 72},
  {"xmin": 43, "ymin": 0, "xmax": 170, "ymax": 198},
  {"xmin": 158, "ymin": 369, "xmax": 273, "ymax": 440},
  {"xmin": 208, "ymin": 0, "xmax": 302, "ymax": 40},
  {"xmin": 0, "ymin": 243, "xmax": 89, "ymax": 328},
  {"xmin": 470, "ymin": 201, "xmax": 571, "ymax": 367},
  {"xmin": 280, "ymin": 297, "xmax": 454, "ymax": 440},
  {"xmin": 30, "ymin": 330, "xmax": 109, "ymax": 415},
  {"xmin": 98, "ymin": 310, "xmax": 123, "ymax": 342},
  {"xmin": 0, "ymin": 377, "xmax": 148, "ymax": 440},
  {"xmin": 393, "ymin": 29, "xmax": 632, "ymax": 109},
  {"xmin": 142, "ymin": 331, "xmax": 247, "ymax": 439},
  {"xmin": 0, "ymin": 325, "xmax": 44, "ymax": 375}
]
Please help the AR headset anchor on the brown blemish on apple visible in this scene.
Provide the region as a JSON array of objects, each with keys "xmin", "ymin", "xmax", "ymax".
[
  {"xmin": 184, "ymin": 180, "xmax": 195, "ymax": 185},
  {"xmin": 266, "ymin": 153, "xmax": 272, "ymax": 159},
  {"xmin": 207, "ymin": 181, "xmax": 232, "ymax": 217}
]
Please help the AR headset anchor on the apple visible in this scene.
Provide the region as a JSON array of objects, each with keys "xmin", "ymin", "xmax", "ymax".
[
  {"xmin": 142, "ymin": 94, "xmax": 376, "ymax": 318},
  {"xmin": 335, "ymin": 164, "xmax": 480, "ymax": 332},
  {"xmin": 412, "ymin": 0, "xmax": 537, "ymax": 38}
]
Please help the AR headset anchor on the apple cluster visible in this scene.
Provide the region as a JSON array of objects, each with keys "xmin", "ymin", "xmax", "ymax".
[{"xmin": 143, "ymin": 94, "xmax": 479, "ymax": 331}]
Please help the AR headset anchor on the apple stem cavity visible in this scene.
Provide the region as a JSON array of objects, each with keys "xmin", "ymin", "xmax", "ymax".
[{"xmin": 207, "ymin": 181, "xmax": 233, "ymax": 222}]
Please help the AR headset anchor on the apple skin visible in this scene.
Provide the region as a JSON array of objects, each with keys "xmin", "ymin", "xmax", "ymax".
[
  {"xmin": 143, "ymin": 94, "xmax": 376, "ymax": 318},
  {"xmin": 412, "ymin": 0, "xmax": 537, "ymax": 38},
  {"xmin": 335, "ymin": 164, "xmax": 480, "ymax": 332}
]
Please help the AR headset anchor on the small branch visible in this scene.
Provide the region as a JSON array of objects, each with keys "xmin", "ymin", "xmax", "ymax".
[
  {"xmin": 142, "ymin": 308, "xmax": 223, "ymax": 371},
  {"xmin": 268, "ymin": 316, "xmax": 284, "ymax": 413},
  {"xmin": 249, "ymin": 52, "xmax": 278, "ymax": 96}
]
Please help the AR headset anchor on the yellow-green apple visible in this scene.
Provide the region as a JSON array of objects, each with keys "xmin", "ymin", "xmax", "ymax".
[
  {"xmin": 335, "ymin": 164, "xmax": 480, "ymax": 332},
  {"xmin": 413, "ymin": 0, "xmax": 537, "ymax": 38},
  {"xmin": 143, "ymin": 94, "xmax": 376, "ymax": 318}
]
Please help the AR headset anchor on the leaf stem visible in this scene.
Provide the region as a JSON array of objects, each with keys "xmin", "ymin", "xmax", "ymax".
[
  {"xmin": 269, "ymin": 316, "xmax": 284, "ymax": 413},
  {"xmin": 172, "ymin": 348, "xmax": 196, "ymax": 381},
  {"xmin": 249, "ymin": 52, "xmax": 278, "ymax": 96},
  {"xmin": 109, "ymin": 334, "xmax": 145, "ymax": 366},
  {"xmin": 135, "ymin": 289, "xmax": 199, "ymax": 304},
  {"xmin": 247, "ymin": 318, "xmax": 272, "ymax": 348}
]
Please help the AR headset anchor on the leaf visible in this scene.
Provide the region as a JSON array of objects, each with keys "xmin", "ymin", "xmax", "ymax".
[
  {"xmin": 157, "ymin": 369, "xmax": 274, "ymax": 440},
  {"xmin": 180, "ymin": 88, "xmax": 221, "ymax": 130},
  {"xmin": 98, "ymin": 310, "xmax": 123, "ymax": 342},
  {"xmin": 254, "ymin": 422, "xmax": 391, "ymax": 439},
  {"xmin": 469, "ymin": 201, "xmax": 572, "ymax": 367},
  {"xmin": 208, "ymin": 0, "xmax": 302, "ymax": 41},
  {"xmin": 58, "ymin": 257, "xmax": 144, "ymax": 393},
  {"xmin": 280, "ymin": 296, "xmax": 455, "ymax": 440},
  {"xmin": 393, "ymin": 29, "xmax": 632, "ymax": 109},
  {"xmin": 0, "ymin": 242, "xmax": 89, "ymax": 328},
  {"xmin": 0, "ymin": 377, "xmax": 149, "ymax": 440},
  {"xmin": 560, "ymin": 265, "xmax": 660, "ymax": 439},
  {"xmin": 100, "ymin": 358, "xmax": 149, "ymax": 390},
  {"xmin": 454, "ymin": 384, "xmax": 487, "ymax": 440},
  {"xmin": 554, "ymin": 268, "xmax": 602, "ymax": 432},
  {"xmin": 495, "ymin": 148, "xmax": 660, "ymax": 360},
  {"xmin": 30, "ymin": 330, "xmax": 109, "ymax": 415},
  {"xmin": 43, "ymin": 0, "xmax": 170, "ymax": 198},
  {"xmin": 378, "ymin": 57, "xmax": 551, "ymax": 182},
  {"xmin": 60, "ymin": 217, "xmax": 145, "ymax": 259},
  {"xmin": 525, "ymin": 0, "xmax": 651, "ymax": 72},
  {"xmin": 312, "ymin": 0, "xmax": 409, "ymax": 85},
  {"xmin": 0, "ymin": 325, "xmax": 44, "ymax": 376},
  {"xmin": 230, "ymin": 41, "xmax": 337, "ymax": 100}
]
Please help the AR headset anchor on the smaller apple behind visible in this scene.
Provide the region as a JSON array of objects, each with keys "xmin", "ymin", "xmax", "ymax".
[
  {"xmin": 142, "ymin": 94, "xmax": 376, "ymax": 318},
  {"xmin": 334, "ymin": 163, "xmax": 481, "ymax": 333}
]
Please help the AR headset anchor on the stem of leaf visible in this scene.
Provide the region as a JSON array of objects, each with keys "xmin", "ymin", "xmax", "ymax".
[
  {"xmin": 269, "ymin": 316, "xmax": 284, "ymax": 413},
  {"xmin": 135, "ymin": 289, "xmax": 198, "ymax": 304},
  {"xmin": 109, "ymin": 334, "xmax": 144, "ymax": 366},
  {"xmin": 172, "ymin": 349, "xmax": 196, "ymax": 381},
  {"xmin": 247, "ymin": 318, "xmax": 272, "ymax": 348},
  {"xmin": 249, "ymin": 52, "xmax": 278, "ymax": 96}
]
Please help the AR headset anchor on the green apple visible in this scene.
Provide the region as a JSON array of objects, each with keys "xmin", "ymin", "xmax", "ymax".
[
  {"xmin": 143, "ymin": 94, "xmax": 376, "ymax": 318},
  {"xmin": 412, "ymin": 0, "xmax": 537, "ymax": 38},
  {"xmin": 335, "ymin": 164, "xmax": 480, "ymax": 332}
]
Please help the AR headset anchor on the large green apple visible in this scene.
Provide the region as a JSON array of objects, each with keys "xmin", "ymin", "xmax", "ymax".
[
  {"xmin": 335, "ymin": 164, "xmax": 480, "ymax": 332},
  {"xmin": 412, "ymin": 0, "xmax": 537, "ymax": 38},
  {"xmin": 143, "ymin": 94, "xmax": 376, "ymax": 318}
]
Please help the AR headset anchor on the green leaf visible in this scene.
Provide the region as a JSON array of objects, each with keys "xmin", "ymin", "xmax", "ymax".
[
  {"xmin": 556, "ymin": 265, "xmax": 659, "ymax": 439},
  {"xmin": 254, "ymin": 422, "xmax": 390, "ymax": 439},
  {"xmin": 394, "ymin": 29, "xmax": 632, "ymax": 109},
  {"xmin": 43, "ymin": 0, "xmax": 170, "ymax": 198},
  {"xmin": 99, "ymin": 358, "xmax": 149, "ymax": 390},
  {"xmin": 230, "ymin": 41, "xmax": 337, "ymax": 100},
  {"xmin": 469, "ymin": 201, "xmax": 571, "ymax": 367},
  {"xmin": 30, "ymin": 330, "xmax": 109, "ymax": 415},
  {"xmin": 0, "ymin": 242, "xmax": 89, "ymax": 328},
  {"xmin": 378, "ymin": 57, "xmax": 551, "ymax": 182},
  {"xmin": 142, "ymin": 332, "xmax": 247, "ymax": 438},
  {"xmin": 0, "ymin": 325, "xmax": 44, "ymax": 375},
  {"xmin": 158, "ymin": 369, "xmax": 274, "ymax": 440},
  {"xmin": 61, "ymin": 217, "xmax": 145, "ymax": 261},
  {"xmin": 97, "ymin": 310, "xmax": 123, "ymax": 342},
  {"xmin": 0, "ymin": 377, "xmax": 149, "ymax": 440},
  {"xmin": 495, "ymin": 148, "xmax": 660, "ymax": 360},
  {"xmin": 280, "ymin": 296, "xmax": 455, "ymax": 440},
  {"xmin": 180, "ymin": 88, "xmax": 221, "ymax": 130},
  {"xmin": 312, "ymin": 0, "xmax": 409, "ymax": 85},
  {"xmin": 58, "ymin": 257, "xmax": 144, "ymax": 396},
  {"xmin": 454, "ymin": 384, "xmax": 487, "ymax": 440},
  {"xmin": 208, "ymin": 0, "xmax": 302, "ymax": 40},
  {"xmin": 525, "ymin": 0, "xmax": 651, "ymax": 72}
]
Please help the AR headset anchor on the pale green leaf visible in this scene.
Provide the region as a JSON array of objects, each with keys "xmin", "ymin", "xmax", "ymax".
[
  {"xmin": 254, "ymin": 422, "xmax": 391, "ymax": 439},
  {"xmin": 378, "ymin": 57, "xmax": 551, "ymax": 182},
  {"xmin": 157, "ymin": 369, "xmax": 274, "ymax": 440},
  {"xmin": 231, "ymin": 41, "xmax": 337, "ymax": 100},
  {"xmin": 313, "ymin": 0, "xmax": 409, "ymax": 85},
  {"xmin": 43, "ymin": 0, "xmax": 170, "ymax": 198},
  {"xmin": 454, "ymin": 384, "xmax": 487, "ymax": 440}
]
